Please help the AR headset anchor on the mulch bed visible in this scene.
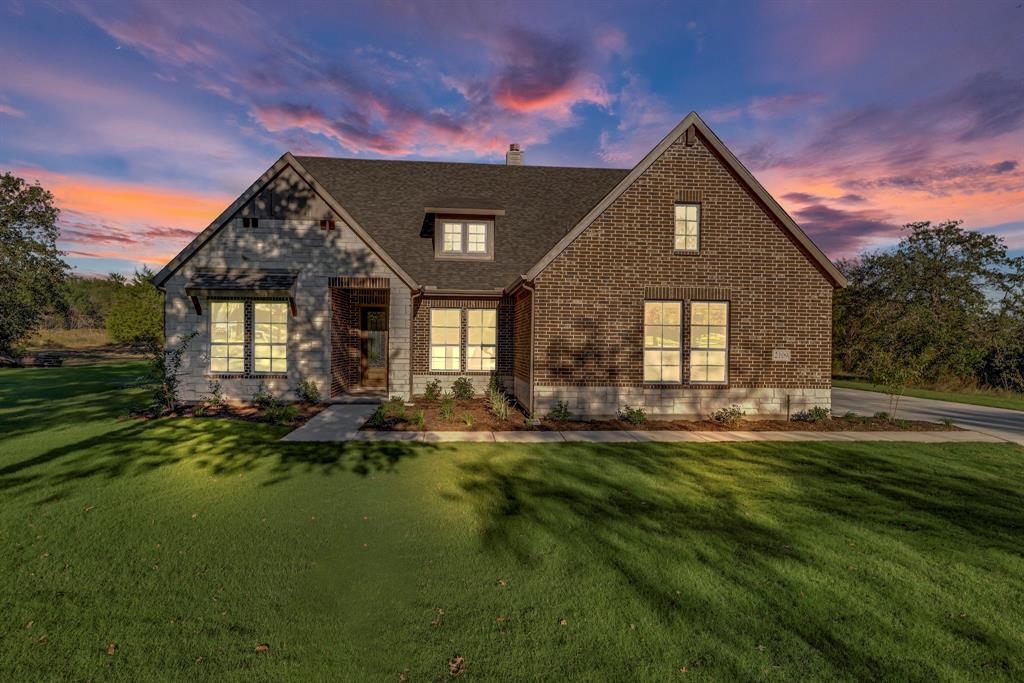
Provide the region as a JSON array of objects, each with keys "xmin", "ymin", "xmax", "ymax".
[{"xmin": 361, "ymin": 399, "xmax": 960, "ymax": 432}]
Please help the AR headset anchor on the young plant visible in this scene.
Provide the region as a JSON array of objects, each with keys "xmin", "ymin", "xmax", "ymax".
[
  {"xmin": 792, "ymin": 406, "xmax": 831, "ymax": 422},
  {"xmin": 383, "ymin": 397, "xmax": 406, "ymax": 420},
  {"xmin": 265, "ymin": 403, "xmax": 300, "ymax": 426},
  {"xmin": 451, "ymin": 376, "xmax": 474, "ymax": 400},
  {"xmin": 203, "ymin": 380, "xmax": 224, "ymax": 407},
  {"xmin": 486, "ymin": 388, "xmax": 511, "ymax": 421},
  {"xmin": 143, "ymin": 331, "xmax": 197, "ymax": 415},
  {"xmin": 439, "ymin": 397, "xmax": 455, "ymax": 422},
  {"xmin": 252, "ymin": 381, "xmax": 277, "ymax": 410},
  {"xmin": 941, "ymin": 417, "xmax": 955, "ymax": 429},
  {"xmin": 297, "ymin": 378, "xmax": 320, "ymax": 404},
  {"xmin": 367, "ymin": 405, "xmax": 387, "ymax": 428},
  {"xmin": 462, "ymin": 413, "xmax": 474, "ymax": 427},
  {"xmin": 423, "ymin": 379, "xmax": 443, "ymax": 402},
  {"xmin": 413, "ymin": 409, "xmax": 426, "ymax": 430},
  {"xmin": 710, "ymin": 404, "xmax": 745, "ymax": 426},
  {"xmin": 546, "ymin": 400, "xmax": 571, "ymax": 421},
  {"xmin": 619, "ymin": 405, "xmax": 647, "ymax": 425}
]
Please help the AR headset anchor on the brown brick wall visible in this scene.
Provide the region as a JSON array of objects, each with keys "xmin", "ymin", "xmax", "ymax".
[
  {"xmin": 532, "ymin": 130, "xmax": 833, "ymax": 390},
  {"xmin": 411, "ymin": 296, "xmax": 513, "ymax": 377},
  {"xmin": 513, "ymin": 289, "xmax": 531, "ymax": 381}
]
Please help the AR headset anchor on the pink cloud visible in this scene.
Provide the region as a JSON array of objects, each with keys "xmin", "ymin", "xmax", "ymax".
[{"xmin": 0, "ymin": 102, "xmax": 25, "ymax": 117}]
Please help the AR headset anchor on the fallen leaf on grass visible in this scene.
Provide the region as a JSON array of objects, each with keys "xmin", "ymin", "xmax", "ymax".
[
  {"xmin": 496, "ymin": 616, "xmax": 508, "ymax": 623},
  {"xmin": 84, "ymin": 505, "xmax": 95, "ymax": 513},
  {"xmin": 36, "ymin": 634, "xmax": 48, "ymax": 644},
  {"xmin": 497, "ymin": 579, "xmax": 508, "ymax": 587},
  {"xmin": 558, "ymin": 618, "xmax": 568, "ymax": 626},
  {"xmin": 448, "ymin": 655, "xmax": 465, "ymax": 677},
  {"xmin": 398, "ymin": 674, "xmax": 407, "ymax": 682},
  {"xmin": 106, "ymin": 643, "xmax": 117, "ymax": 656},
  {"xmin": 431, "ymin": 619, "xmax": 440, "ymax": 627},
  {"xmin": 679, "ymin": 666, "xmax": 689, "ymax": 673},
  {"xmin": 629, "ymin": 623, "xmax": 636, "ymax": 631},
  {"xmin": 24, "ymin": 621, "xmax": 33, "ymax": 629},
  {"xmin": 255, "ymin": 643, "xmax": 269, "ymax": 653},
  {"xmin": 191, "ymin": 513, "xmax": 199, "ymax": 520}
]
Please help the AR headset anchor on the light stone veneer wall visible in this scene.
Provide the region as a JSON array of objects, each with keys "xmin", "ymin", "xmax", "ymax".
[
  {"xmin": 533, "ymin": 385, "xmax": 831, "ymax": 419},
  {"xmin": 411, "ymin": 373, "xmax": 512, "ymax": 398},
  {"xmin": 164, "ymin": 217, "xmax": 410, "ymax": 403}
]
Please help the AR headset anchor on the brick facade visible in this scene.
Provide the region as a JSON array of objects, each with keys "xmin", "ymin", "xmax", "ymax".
[
  {"xmin": 529, "ymin": 130, "xmax": 833, "ymax": 416},
  {"xmin": 512, "ymin": 288, "xmax": 532, "ymax": 407}
]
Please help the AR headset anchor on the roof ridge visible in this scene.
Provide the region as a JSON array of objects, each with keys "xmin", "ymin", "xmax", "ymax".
[{"xmin": 294, "ymin": 155, "xmax": 630, "ymax": 173}]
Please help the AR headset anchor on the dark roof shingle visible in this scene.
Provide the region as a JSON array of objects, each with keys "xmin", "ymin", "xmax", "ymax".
[{"xmin": 296, "ymin": 157, "xmax": 628, "ymax": 290}]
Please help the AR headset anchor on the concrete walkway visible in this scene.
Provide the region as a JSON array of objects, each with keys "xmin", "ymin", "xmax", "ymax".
[
  {"xmin": 282, "ymin": 406, "xmax": 1009, "ymax": 443},
  {"xmin": 834, "ymin": 388, "xmax": 1024, "ymax": 444}
]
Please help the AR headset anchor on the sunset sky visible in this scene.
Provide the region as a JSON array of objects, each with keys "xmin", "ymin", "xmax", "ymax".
[{"xmin": 1, "ymin": 0, "xmax": 1022, "ymax": 276}]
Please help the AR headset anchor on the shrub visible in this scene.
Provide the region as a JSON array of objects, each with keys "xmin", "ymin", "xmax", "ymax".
[
  {"xmin": 842, "ymin": 411, "xmax": 859, "ymax": 420},
  {"xmin": 423, "ymin": 379, "xmax": 443, "ymax": 402},
  {"xmin": 546, "ymin": 401, "xmax": 571, "ymax": 421},
  {"xmin": 252, "ymin": 381, "xmax": 277, "ymax": 410},
  {"xmin": 710, "ymin": 404, "xmax": 745, "ymax": 425},
  {"xmin": 106, "ymin": 269, "xmax": 163, "ymax": 346},
  {"xmin": 462, "ymin": 413, "xmax": 473, "ymax": 427},
  {"xmin": 297, "ymin": 378, "xmax": 320, "ymax": 404},
  {"xmin": 792, "ymin": 406, "xmax": 831, "ymax": 422},
  {"xmin": 941, "ymin": 417, "xmax": 955, "ymax": 429},
  {"xmin": 873, "ymin": 411, "xmax": 890, "ymax": 420},
  {"xmin": 265, "ymin": 403, "xmax": 300, "ymax": 426},
  {"xmin": 619, "ymin": 405, "xmax": 647, "ymax": 425},
  {"xmin": 413, "ymin": 409, "xmax": 426, "ymax": 430},
  {"xmin": 141, "ymin": 331, "xmax": 196, "ymax": 415},
  {"xmin": 203, "ymin": 380, "xmax": 224, "ymax": 407},
  {"xmin": 439, "ymin": 397, "xmax": 455, "ymax": 421},
  {"xmin": 486, "ymin": 388, "xmax": 511, "ymax": 421},
  {"xmin": 192, "ymin": 403, "xmax": 208, "ymax": 417},
  {"xmin": 488, "ymin": 372, "xmax": 500, "ymax": 393},
  {"xmin": 452, "ymin": 376, "xmax": 474, "ymax": 400},
  {"xmin": 384, "ymin": 397, "xmax": 406, "ymax": 419}
]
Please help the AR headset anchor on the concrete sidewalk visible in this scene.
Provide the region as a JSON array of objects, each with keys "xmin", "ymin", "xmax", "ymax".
[{"xmin": 282, "ymin": 407, "xmax": 1010, "ymax": 443}]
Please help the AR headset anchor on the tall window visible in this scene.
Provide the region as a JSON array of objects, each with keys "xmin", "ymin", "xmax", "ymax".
[
  {"xmin": 210, "ymin": 301, "xmax": 245, "ymax": 373},
  {"xmin": 466, "ymin": 223, "xmax": 487, "ymax": 253},
  {"xmin": 430, "ymin": 309, "xmax": 461, "ymax": 370},
  {"xmin": 466, "ymin": 309, "xmax": 496, "ymax": 371},
  {"xmin": 442, "ymin": 223, "xmax": 463, "ymax": 253},
  {"xmin": 674, "ymin": 203, "xmax": 700, "ymax": 251},
  {"xmin": 253, "ymin": 302, "xmax": 288, "ymax": 373},
  {"xmin": 643, "ymin": 301, "xmax": 681, "ymax": 382},
  {"xmin": 690, "ymin": 301, "xmax": 728, "ymax": 383}
]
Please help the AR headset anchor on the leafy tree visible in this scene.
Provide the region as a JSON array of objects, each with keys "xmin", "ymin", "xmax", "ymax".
[
  {"xmin": 106, "ymin": 266, "xmax": 163, "ymax": 345},
  {"xmin": 834, "ymin": 221, "xmax": 1024, "ymax": 388},
  {"xmin": 0, "ymin": 172, "xmax": 69, "ymax": 355}
]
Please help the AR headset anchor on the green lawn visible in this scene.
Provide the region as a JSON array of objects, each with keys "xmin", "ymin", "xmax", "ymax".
[
  {"xmin": 2, "ymin": 364, "xmax": 1023, "ymax": 681},
  {"xmin": 833, "ymin": 378, "xmax": 1024, "ymax": 412}
]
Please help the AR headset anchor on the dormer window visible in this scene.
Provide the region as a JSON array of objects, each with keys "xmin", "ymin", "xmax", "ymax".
[{"xmin": 434, "ymin": 218, "xmax": 494, "ymax": 259}]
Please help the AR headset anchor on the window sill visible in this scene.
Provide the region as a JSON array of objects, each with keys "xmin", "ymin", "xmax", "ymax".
[
  {"xmin": 204, "ymin": 373, "xmax": 288, "ymax": 380},
  {"xmin": 673, "ymin": 249, "xmax": 700, "ymax": 255}
]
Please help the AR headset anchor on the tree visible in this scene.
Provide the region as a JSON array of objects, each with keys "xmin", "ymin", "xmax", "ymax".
[
  {"xmin": 0, "ymin": 172, "xmax": 69, "ymax": 355},
  {"xmin": 106, "ymin": 267, "xmax": 163, "ymax": 345},
  {"xmin": 834, "ymin": 221, "xmax": 1024, "ymax": 388}
]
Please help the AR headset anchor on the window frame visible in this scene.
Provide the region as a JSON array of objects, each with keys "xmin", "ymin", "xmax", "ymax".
[
  {"xmin": 434, "ymin": 217, "xmax": 495, "ymax": 260},
  {"xmin": 673, "ymin": 202, "xmax": 701, "ymax": 253},
  {"xmin": 429, "ymin": 308, "xmax": 463, "ymax": 372},
  {"xmin": 209, "ymin": 300, "xmax": 246, "ymax": 374},
  {"xmin": 252, "ymin": 301, "xmax": 289, "ymax": 374},
  {"xmin": 465, "ymin": 308, "xmax": 497, "ymax": 373},
  {"xmin": 688, "ymin": 300, "xmax": 729, "ymax": 385},
  {"xmin": 642, "ymin": 300, "xmax": 683, "ymax": 384}
]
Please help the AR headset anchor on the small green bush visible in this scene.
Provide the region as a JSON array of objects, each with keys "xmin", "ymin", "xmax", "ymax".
[
  {"xmin": 252, "ymin": 382, "xmax": 277, "ymax": 410},
  {"xmin": 367, "ymin": 405, "xmax": 387, "ymax": 428},
  {"xmin": 546, "ymin": 401, "xmax": 571, "ymax": 421},
  {"xmin": 192, "ymin": 403, "xmax": 208, "ymax": 417},
  {"xmin": 842, "ymin": 411, "xmax": 859, "ymax": 420},
  {"xmin": 619, "ymin": 405, "xmax": 647, "ymax": 425},
  {"xmin": 423, "ymin": 379, "xmax": 443, "ymax": 402},
  {"xmin": 462, "ymin": 413, "xmax": 474, "ymax": 427},
  {"xmin": 201, "ymin": 380, "xmax": 223, "ymax": 407},
  {"xmin": 487, "ymin": 372, "xmax": 500, "ymax": 393},
  {"xmin": 383, "ymin": 397, "xmax": 406, "ymax": 420},
  {"xmin": 710, "ymin": 404, "xmax": 745, "ymax": 425},
  {"xmin": 297, "ymin": 378, "xmax": 320, "ymax": 404},
  {"xmin": 265, "ymin": 404, "xmax": 300, "ymax": 426},
  {"xmin": 413, "ymin": 409, "xmax": 426, "ymax": 430},
  {"xmin": 873, "ymin": 411, "xmax": 891, "ymax": 421},
  {"xmin": 792, "ymin": 406, "xmax": 831, "ymax": 422},
  {"xmin": 452, "ymin": 377, "xmax": 474, "ymax": 400},
  {"xmin": 439, "ymin": 397, "xmax": 455, "ymax": 421},
  {"xmin": 941, "ymin": 417, "xmax": 955, "ymax": 429},
  {"xmin": 486, "ymin": 388, "xmax": 511, "ymax": 421}
]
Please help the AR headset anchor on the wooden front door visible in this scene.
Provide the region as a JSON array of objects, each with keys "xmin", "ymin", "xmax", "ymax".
[{"xmin": 359, "ymin": 307, "xmax": 388, "ymax": 388}]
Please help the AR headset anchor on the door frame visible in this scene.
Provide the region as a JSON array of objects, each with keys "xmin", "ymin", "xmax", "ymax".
[{"xmin": 357, "ymin": 304, "xmax": 388, "ymax": 389}]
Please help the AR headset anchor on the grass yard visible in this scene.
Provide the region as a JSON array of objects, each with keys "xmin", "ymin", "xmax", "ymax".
[
  {"xmin": 833, "ymin": 378, "xmax": 1024, "ymax": 412},
  {"xmin": 2, "ymin": 364, "xmax": 1023, "ymax": 681}
]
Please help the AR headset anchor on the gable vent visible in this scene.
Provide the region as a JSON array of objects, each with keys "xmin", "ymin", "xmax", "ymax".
[{"xmin": 242, "ymin": 217, "xmax": 259, "ymax": 228}]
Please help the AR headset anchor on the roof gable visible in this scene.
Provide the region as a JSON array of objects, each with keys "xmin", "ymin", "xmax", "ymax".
[{"xmin": 522, "ymin": 112, "xmax": 847, "ymax": 288}]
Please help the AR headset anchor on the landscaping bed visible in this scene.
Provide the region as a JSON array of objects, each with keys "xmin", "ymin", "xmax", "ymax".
[{"xmin": 361, "ymin": 397, "xmax": 960, "ymax": 432}]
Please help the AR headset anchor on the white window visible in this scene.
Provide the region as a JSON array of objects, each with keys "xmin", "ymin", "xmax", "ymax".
[
  {"xmin": 690, "ymin": 301, "xmax": 728, "ymax": 383},
  {"xmin": 643, "ymin": 301, "xmax": 681, "ymax": 382},
  {"xmin": 674, "ymin": 203, "xmax": 700, "ymax": 251},
  {"xmin": 430, "ymin": 309, "xmax": 461, "ymax": 370},
  {"xmin": 466, "ymin": 309, "xmax": 496, "ymax": 371},
  {"xmin": 253, "ymin": 302, "xmax": 288, "ymax": 373},
  {"xmin": 210, "ymin": 301, "xmax": 245, "ymax": 373},
  {"xmin": 466, "ymin": 223, "xmax": 487, "ymax": 253},
  {"xmin": 442, "ymin": 223, "xmax": 464, "ymax": 253}
]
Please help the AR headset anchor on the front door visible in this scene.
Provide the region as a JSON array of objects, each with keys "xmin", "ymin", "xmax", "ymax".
[{"xmin": 359, "ymin": 307, "xmax": 388, "ymax": 389}]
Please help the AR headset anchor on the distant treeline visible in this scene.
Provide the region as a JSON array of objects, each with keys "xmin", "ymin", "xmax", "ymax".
[
  {"xmin": 42, "ymin": 268, "xmax": 163, "ymax": 346},
  {"xmin": 834, "ymin": 220, "xmax": 1024, "ymax": 393}
]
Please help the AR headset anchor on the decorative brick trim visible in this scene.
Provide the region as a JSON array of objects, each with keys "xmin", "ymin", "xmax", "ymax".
[
  {"xmin": 675, "ymin": 189, "xmax": 701, "ymax": 203},
  {"xmin": 328, "ymin": 276, "xmax": 390, "ymax": 289},
  {"xmin": 644, "ymin": 286, "xmax": 730, "ymax": 300}
]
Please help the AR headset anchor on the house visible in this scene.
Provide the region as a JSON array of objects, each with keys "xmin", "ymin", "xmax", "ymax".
[{"xmin": 153, "ymin": 112, "xmax": 846, "ymax": 418}]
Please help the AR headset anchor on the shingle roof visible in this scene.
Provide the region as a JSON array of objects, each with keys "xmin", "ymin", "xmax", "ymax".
[
  {"xmin": 295, "ymin": 157, "xmax": 628, "ymax": 290},
  {"xmin": 184, "ymin": 269, "xmax": 297, "ymax": 296}
]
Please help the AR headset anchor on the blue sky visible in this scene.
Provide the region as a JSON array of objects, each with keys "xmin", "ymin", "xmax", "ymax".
[{"xmin": 1, "ymin": 0, "xmax": 1022, "ymax": 275}]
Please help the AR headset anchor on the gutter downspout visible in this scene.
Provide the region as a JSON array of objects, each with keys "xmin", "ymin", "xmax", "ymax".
[
  {"xmin": 522, "ymin": 278, "xmax": 537, "ymax": 417},
  {"xmin": 410, "ymin": 286, "xmax": 424, "ymax": 401}
]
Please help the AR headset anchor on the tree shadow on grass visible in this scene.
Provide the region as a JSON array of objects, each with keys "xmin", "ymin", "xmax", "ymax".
[
  {"xmin": 448, "ymin": 441, "xmax": 1024, "ymax": 679},
  {"xmin": 0, "ymin": 417, "xmax": 433, "ymax": 499}
]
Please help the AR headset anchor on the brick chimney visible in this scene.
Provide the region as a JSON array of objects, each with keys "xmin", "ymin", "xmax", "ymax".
[{"xmin": 505, "ymin": 143, "xmax": 523, "ymax": 166}]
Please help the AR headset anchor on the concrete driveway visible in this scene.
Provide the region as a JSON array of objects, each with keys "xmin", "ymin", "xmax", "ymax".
[{"xmin": 833, "ymin": 388, "xmax": 1024, "ymax": 444}]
